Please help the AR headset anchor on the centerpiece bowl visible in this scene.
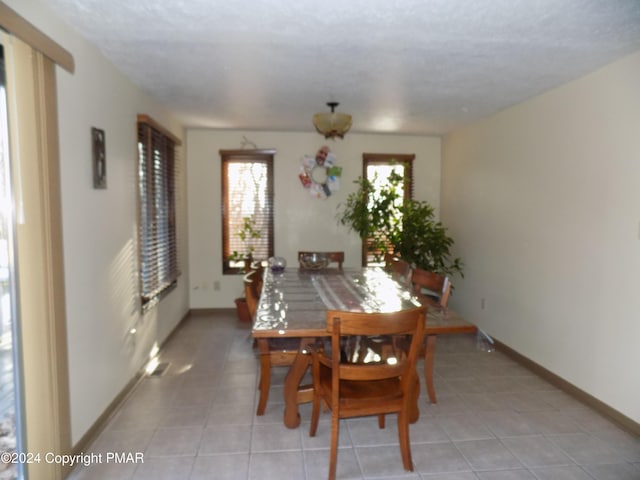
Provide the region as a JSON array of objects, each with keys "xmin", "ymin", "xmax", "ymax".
[{"xmin": 299, "ymin": 252, "xmax": 330, "ymax": 270}]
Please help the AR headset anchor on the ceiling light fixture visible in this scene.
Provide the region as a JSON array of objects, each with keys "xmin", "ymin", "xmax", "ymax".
[{"xmin": 313, "ymin": 102, "xmax": 352, "ymax": 140}]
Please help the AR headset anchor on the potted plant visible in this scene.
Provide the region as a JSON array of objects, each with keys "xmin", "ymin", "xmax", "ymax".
[
  {"xmin": 229, "ymin": 215, "xmax": 262, "ymax": 272},
  {"xmin": 337, "ymin": 170, "xmax": 463, "ymax": 278}
]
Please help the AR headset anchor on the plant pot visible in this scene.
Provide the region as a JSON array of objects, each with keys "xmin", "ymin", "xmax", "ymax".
[{"xmin": 235, "ymin": 297, "xmax": 251, "ymax": 323}]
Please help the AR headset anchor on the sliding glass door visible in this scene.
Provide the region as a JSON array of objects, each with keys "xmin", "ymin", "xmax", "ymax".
[{"xmin": 0, "ymin": 43, "xmax": 25, "ymax": 480}]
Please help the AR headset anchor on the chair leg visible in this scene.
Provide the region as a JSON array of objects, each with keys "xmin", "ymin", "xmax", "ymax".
[
  {"xmin": 256, "ymin": 353, "xmax": 271, "ymax": 416},
  {"xmin": 328, "ymin": 412, "xmax": 340, "ymax": 480},
  {"xmin": 378, "ymin": 414, "xmax": 385, "ymax": 429},
  {"xmin": 397, "ymin": 408, "xmax": 413, "ymax": 471},
  {"xmin": 309, "ymin": 393, "xmax": 320, "ymax": 437}
]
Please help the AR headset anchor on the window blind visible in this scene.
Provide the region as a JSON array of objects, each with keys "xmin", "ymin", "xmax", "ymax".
[
  {"xmin": 137, "ymin": 115, "xmax": 181, "ymax": 308},
  {"xmin": 362, "ymin": 153, "xmax": 415, "ymax": 266},
  {"xmin": 221, "ymin": 149, "xmax": 275, "ymax": 273}
]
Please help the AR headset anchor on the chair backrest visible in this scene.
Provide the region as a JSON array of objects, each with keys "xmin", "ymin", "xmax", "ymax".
[
  {"xmin": 243, "ymin": 268, "xmax": 263, "ymax": 318},
  {"xmin": 384, "ymin": 253, "xmax": 412, "ymax": 284},
  {"xmin": 298, "ymin": 251, "xmax": 344, "ymax": 269},
  {"xmin": 410, "ymin": 267, "xmax": 451, "ymax": 307},
  {"xmin": 411, "ymin": 268, "xmax": 451, "ymax": 307},
  {"xmin": 325, "ymin": 307, "xmax": 426, "ymax": 383}
]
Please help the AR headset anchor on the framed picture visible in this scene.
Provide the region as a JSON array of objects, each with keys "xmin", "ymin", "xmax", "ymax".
[{"xmin": 92, "ymin": 127, "xmax": 106, "ymax": 189}]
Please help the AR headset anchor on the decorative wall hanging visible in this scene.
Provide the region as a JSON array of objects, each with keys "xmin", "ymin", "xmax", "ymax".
[
  {"xmin": 298, "ymin": 145, "xmax": 342, "ymax": 199},
  {"xmin": 92, "ymin": 127, "xmax": 107, "ymax": 189},
  {"xmin": 239, "ymin": 135, "xmax": 258, "ymax": 149}
]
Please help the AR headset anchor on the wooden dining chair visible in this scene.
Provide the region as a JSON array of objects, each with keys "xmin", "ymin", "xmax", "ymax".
[
  {"xmin": 255, "ymin": 337, "xmax": 300, "ymax": 415},
  {"xmin": 245, "ymin": 267, "xmax": 302, "ymax": 416},
  {"xmin": 384, "ymin": 252, "xmax": 412, "ymax": 285},
  {"xmin": 409, "ymin": 267, "xmax": 453, "ymax": 404},
  {"xmin": 410, "ymin": 267, "xmax": 451, "ymax": 307},
  {"xmin": 243, "ymin": 268, "xmax": 262, "ymax": 318},
  {"xmin": 309, "ymin": 307, "xmax": 426, "ymax": 480},
  {"xmin": 298, "ymin": 251, "xmax": 344, "ymax": 270}
]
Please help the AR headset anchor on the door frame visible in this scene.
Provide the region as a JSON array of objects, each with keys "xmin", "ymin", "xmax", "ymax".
[{"xmin": 1, "ymin": 20, "xmax": 73, "ymax": 480}]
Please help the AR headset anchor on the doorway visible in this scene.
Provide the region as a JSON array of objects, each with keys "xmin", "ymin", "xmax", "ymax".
[{"xmin": 0, "ymin": 42, "xmax": 25, "ymax": 480}]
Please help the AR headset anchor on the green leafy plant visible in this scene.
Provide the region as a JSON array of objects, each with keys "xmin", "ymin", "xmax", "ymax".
[
  {"xmin": 337, "ymin": 170, "xmax": 463, "ymax": 278},
  {"xmin": 229, "ymin": 216, "xmax": 262, "ymax": 262}
]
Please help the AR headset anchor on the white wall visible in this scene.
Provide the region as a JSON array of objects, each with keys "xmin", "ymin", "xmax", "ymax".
[
  {"xmin": 187, "ymin": 130, "xmax": 440, "ymax": 308},
  {"xmin": 7, "ymin": 0, "xmax": 190, "ymax": 444},
  {"xmin": 441, "ymin": 50, "xmax": 640, "ymax": 424}
]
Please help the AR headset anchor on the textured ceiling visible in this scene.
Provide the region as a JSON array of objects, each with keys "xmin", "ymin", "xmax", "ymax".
[{"xmin": 39, "ymin": 0, "xmax": 640, "ymax": 135}]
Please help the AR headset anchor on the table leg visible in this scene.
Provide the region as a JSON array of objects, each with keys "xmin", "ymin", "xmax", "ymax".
[
  {"xmin": 424, "ymin": 334, "xmax": 437, "ymax": 404},
  {"xmin": 283, "ymin": 337, "xmax": 314, "ymax": 428},
  {"xmin": 255, "ymin": 339, "xmax": 271, "ymax": 416}
]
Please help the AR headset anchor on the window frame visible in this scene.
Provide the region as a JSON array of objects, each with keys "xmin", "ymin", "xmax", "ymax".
[
  {"xmin": 220, "ymin": 149, "xmax": 275, "ymax": 274},
  {"xmin": 136, "ymin": 114, "xmax": 181, "ymax": 310},
  {"xmin": 361, "ymin": 153, "xmax": 415, "ymax": 266}
]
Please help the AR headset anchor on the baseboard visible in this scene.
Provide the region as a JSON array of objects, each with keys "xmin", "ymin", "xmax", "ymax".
[
  {"xmin": 493, "ymin": 338, "xmax": 640, "ymax": 436},
  {"xmin": 69, "ymin": 371, "xmax": 144, "ymax": 458},
  {"xmin": 70, "ymin": 310, "xmax": 191, "ymax": 456}
]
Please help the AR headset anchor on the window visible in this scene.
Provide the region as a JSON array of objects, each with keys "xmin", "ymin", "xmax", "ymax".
[
  {"xmin": 221, "ymin": 149, "xmax": 275, "ymax": 274},
  {"xmin": 362, "ymin": 153, "xmax": 414, "ymax": 266},
  {"xmin": 137, "ymin": 115, "xmax": 181, "ymax": 310}
]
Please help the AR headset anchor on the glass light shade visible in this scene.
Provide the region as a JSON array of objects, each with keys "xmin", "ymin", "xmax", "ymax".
[{"xmin": 313, "ymin": 112, "xmax": 352, "ymax": 139}]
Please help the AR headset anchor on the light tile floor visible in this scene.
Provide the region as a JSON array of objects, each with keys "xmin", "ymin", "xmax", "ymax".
[{"xmin": 68, "ymin": 310, "xmax": 640, "ymax": 480}]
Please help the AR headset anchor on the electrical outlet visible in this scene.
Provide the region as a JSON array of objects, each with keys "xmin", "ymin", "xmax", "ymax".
[{"xmin": 213, "ymin": 281, "xmax": 221, "ymax": 291}]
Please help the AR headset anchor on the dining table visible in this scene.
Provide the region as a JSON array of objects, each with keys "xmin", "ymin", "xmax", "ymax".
[{"xmin": 251, "ymin": 266, "xmax": 477, "ymax": 429}]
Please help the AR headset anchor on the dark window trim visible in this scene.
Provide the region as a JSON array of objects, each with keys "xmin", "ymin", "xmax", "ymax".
[
  {"xmin": 137, "ymin": 114, "xmax": 181, "ymax": 311},
  {"xmin": 220, "ymin": 149, "xmax": 275, "ymax": 274}
]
